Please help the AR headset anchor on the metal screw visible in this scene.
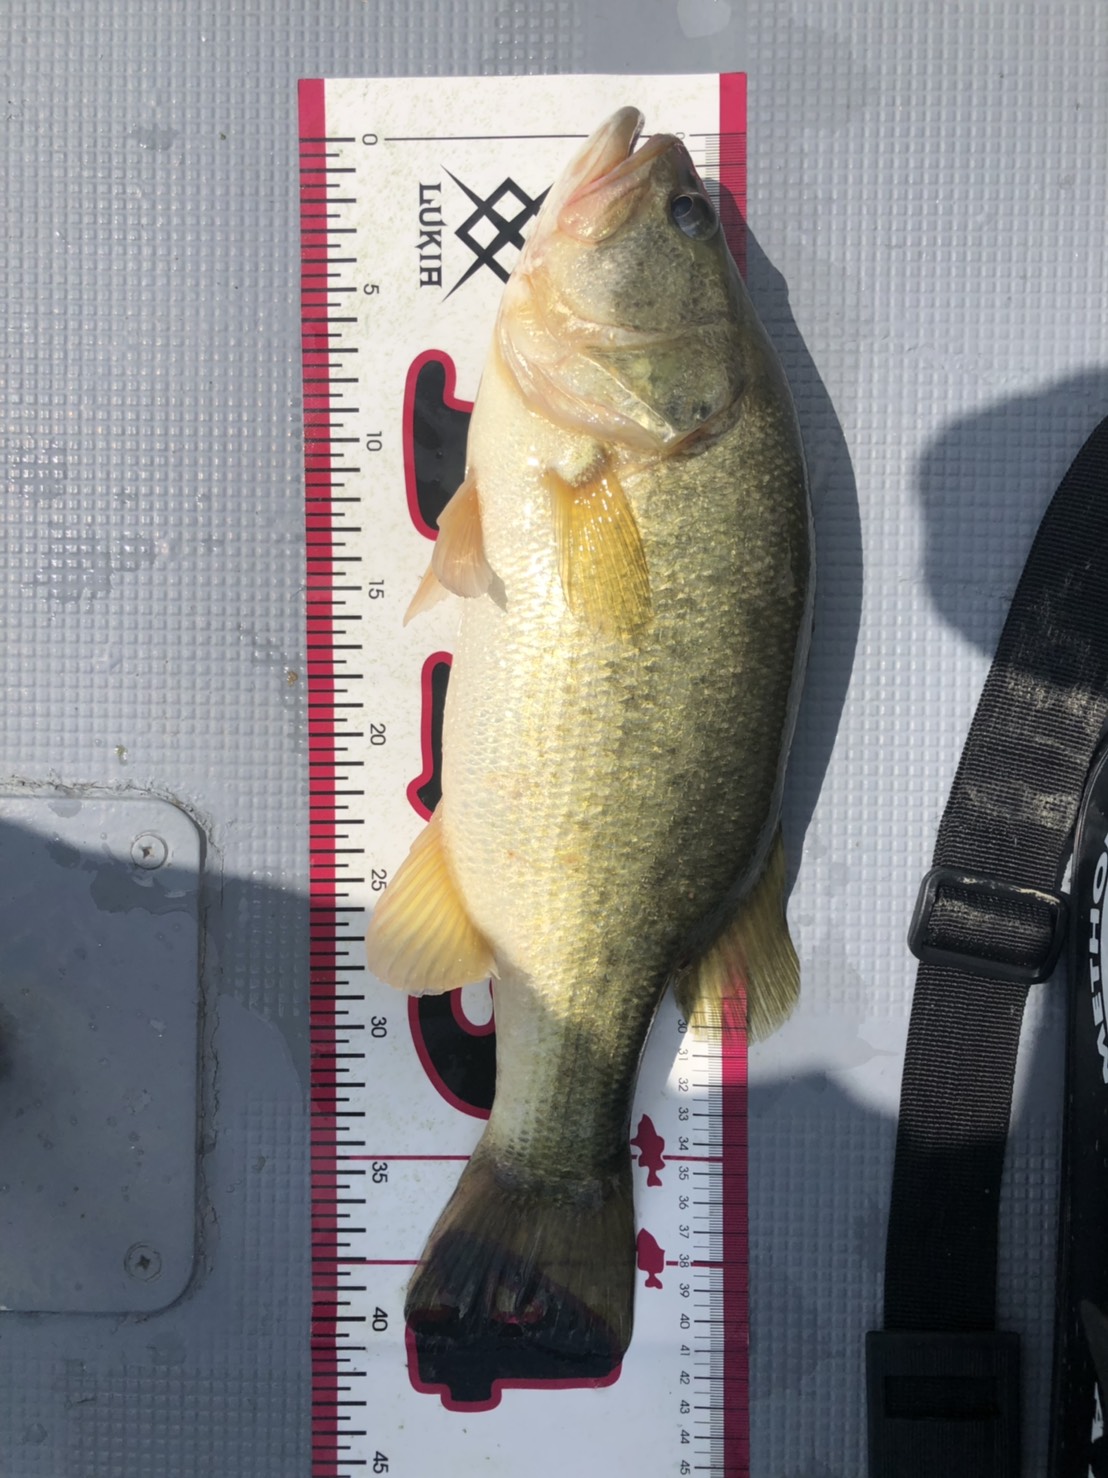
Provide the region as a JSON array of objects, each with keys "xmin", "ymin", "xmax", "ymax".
[
  {"xmin": 130, "ymin": 834, "xmax": 167, "ymax": 870},
  {"xmin": 124, "ymin": 1243, "xmax": 162, "ymax": 1281}
]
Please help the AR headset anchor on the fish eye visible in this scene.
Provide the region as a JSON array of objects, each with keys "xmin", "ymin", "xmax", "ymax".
[{"xmin": 669, "ymin": 192, "xmax": 718, "ymax": 240}]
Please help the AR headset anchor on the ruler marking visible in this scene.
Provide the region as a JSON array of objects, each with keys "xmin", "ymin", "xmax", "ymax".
[
  {"xmin": 299, "ymin": 73, "xmax": 751, "ymax": 1478},
  {"xmin": 300, "ymin": 76, "xmax": 348, "ymax": 1478}
]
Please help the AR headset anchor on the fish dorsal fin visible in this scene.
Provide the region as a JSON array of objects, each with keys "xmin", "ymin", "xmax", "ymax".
[
  {"xmin": 544, "ymin": 463, "xmax": 652, "ymax": 639},
  {"xmin": 432, "ymin": 473, "xmax": 493, "ymax": 598},
  {"xmin": 675, "ymin": 828, "xmax": 799, "ymax": 1041},
  {"xmin": 365, "ymin": 809, "xmax": 495, "ymax": 994}
]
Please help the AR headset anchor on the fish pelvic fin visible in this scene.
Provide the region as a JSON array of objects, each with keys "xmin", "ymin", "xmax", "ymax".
[
  {"xmin": 675, "ymin": 827, "xmax": 800, "ymax": 1042},
  {"xmin": 545, "ymin": 463, "xmax": 652, "ymax": 640},
  {"xmin": 403, "ymin": 562, "xmax": 452, "ymax": 625},
  {"xmin": 432, "ymin": 473, "xmax": 495, "ymax": 599},
  {"xmin": 404, "ymin": 473, "xmax": 493, "ymax": 625},
  {"xmin": 405, "ymin": 1147, "xmax": 634, "ymax": 1395},
  {"xmin": 365, "ymin": 809, "xmax": 495, "ymax": 994}
]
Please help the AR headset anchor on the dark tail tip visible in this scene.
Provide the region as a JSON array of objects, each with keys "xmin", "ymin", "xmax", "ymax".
[
  {"xmin": 405, "ymin": 1152, "xmax": 633, "ymax": 1405},
  {"xmin": 407, "ymin": 1229, "xmax": 624, "ymax": 1403}
]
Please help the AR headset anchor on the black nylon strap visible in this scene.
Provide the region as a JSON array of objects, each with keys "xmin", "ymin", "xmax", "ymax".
[
  {"xmin": 1048, "ymin": 744, "xmax": 1108, "ymax": 1475},
  {"xmin": 870, "ymin": 416, "xmax": 1108, "ymax": 1473}
]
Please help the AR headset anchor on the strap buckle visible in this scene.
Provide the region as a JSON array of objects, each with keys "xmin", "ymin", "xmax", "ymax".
[
  {"xmin": 908, "ymin": 865, "xmax": 1067, "ymax": 985},
  {"xmin": 866, "ymin": 1330, "xmax": 1021, "ymax": 1477}
]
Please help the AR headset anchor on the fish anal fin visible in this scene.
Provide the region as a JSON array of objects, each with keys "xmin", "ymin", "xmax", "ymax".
[
  {"xmin": 544, "ymin": 463, "xmax": 652, "ymax": 640},
  {"xmin": 432, "ymin": 473, "xmax": 494, "ymax": 599},
  {"xmin": 676, "ymin": 828, "xmax": 799, "ymax": 1042},
  {"xmin": 365, "ymin": 809, "xmax": 495, "ymax": 994}
]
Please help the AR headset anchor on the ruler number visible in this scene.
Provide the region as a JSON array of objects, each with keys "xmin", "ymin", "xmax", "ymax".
[
  {"xmin": 680, "ymin": 1430, "xmax": 691, "ymax": 1445},
  {"xmin": 680, "ymin": 1463, "xmax": 691, "ymax": 1476},
  {"xmin": 677, "ymin": 1076, "xmax": 689, "ymax": 1093},
  {"xmin": 370, "ymin": 1015, "xmax": 388, "ymax": 1037},
  {"xmin": 676, "ymin": 1015, "xmax": 688, "ymax": 1035},
  {"xmin": 679, "ymin": 1284, "xmax": 690, "ymax": 1299},
  {"xmin": 363, "ymin": 133, "xmax": 378, "ymax": 146},
  {"xmin": 366, "ymin": 432, "xmax": 383, "ymax": 452},
  {"xmin": 364, "ymin": 283, "xmax": 380, "ymax": 296},
  {"xmin": 680, "ymin": 1398, "xmax": 690, "ymax": 1413},
  {"xmin": 369, "ymin": 723, "xmax": 387, "ymax": 746},
  {"xmin": 371, "ymin": 1306, "xmax": 389, "ymax": 1332},
  {"xmin": 677, "ymin": 1104, "xmax": 689, "ymax": 1121},
  {"xmin": 367, "ymin": 580, "xmax": 385, "ymax": 600},
  {"xmin": 371, "ymin": 1160, "xmax": 389, "ymax": 1184},
  {"xmin": 371, "ymin": 868, "xmax": 388, "ymax": 892},
  {"xmin": 679, "ymin": 1368, "xmax": 691, "ymax": 1383},
  {"xmin": 678, "ymin": 1165, "xmax": 689, "ymax": 1182},
  {"xmin": 372, "ymin": 1454, "xmax": 389, "ymax": 1475}
]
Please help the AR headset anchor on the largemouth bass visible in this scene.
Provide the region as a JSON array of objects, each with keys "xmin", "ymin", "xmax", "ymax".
[{"xmin": 366, "ymin": 107, "xmax": 812, "ymax": 1382}]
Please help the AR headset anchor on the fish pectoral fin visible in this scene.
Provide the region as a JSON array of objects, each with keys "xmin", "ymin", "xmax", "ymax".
[
  {"xmin": 545, "ymin": 463, "xmax": 652, "ymax": 640},
  {"xmin": 403, "ymin": 562, "xmax": 452, "ymax": 625},
  {"xmin": 365, "ymin": 809, "xmax": 495, "ymax": 994},
  {"xmin": 431, "ymin": 473, "xmax": 495, "ymax": 599},
  {"xmin": 675, "ymin": 828, "xmax": 799, "ymax": 1041}
]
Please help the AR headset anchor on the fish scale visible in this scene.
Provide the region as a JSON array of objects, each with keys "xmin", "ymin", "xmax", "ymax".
[{"xmin": 301, "ymin": 71, "xmax": 771, "ymax": 1478}]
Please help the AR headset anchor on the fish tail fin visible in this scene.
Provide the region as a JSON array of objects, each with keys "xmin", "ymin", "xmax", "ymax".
[
  {"xmin": 405, "ymin": 1148, "xmax": 634, "ymax": 1401},
  {"xmin": 676, "ymin": 826, "xmax": 799, "ymax": 1041}
]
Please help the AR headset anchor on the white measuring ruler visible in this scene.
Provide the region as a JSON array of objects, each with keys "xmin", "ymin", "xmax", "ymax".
[{"xmin": 299, "ymin": 72, "xmax": 750, "ymax": 1478}]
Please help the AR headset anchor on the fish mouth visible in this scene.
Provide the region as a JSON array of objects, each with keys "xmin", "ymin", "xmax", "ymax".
[
  {"xmin": 556, "ymin": 107, "xmax": 694, "ymax": 242},
  {"xmin": 566, "ymin": 107, "xmax": 648, "ymax": 194}
]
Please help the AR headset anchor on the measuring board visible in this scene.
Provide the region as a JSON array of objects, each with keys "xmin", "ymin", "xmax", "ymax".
[{"xmin": 299, "ymin": 73, "xmax": 750, "ymax": 1478}]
